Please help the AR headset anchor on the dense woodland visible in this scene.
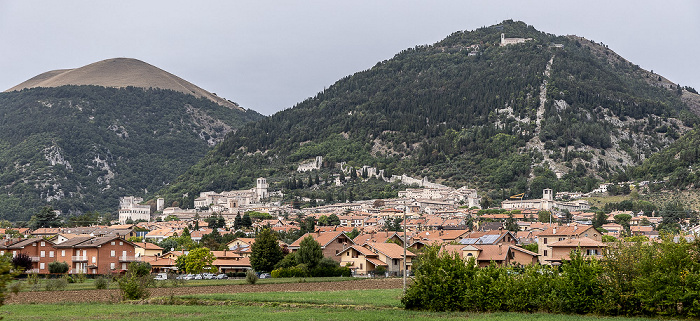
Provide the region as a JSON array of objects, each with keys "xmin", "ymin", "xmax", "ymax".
[
  {"xmin": 0, "ymin": 86, "xmax": 263, "ymax": 221},
  {"xmin": 161, "ymin": 20, "xmax": 698, "ymax": 208}
]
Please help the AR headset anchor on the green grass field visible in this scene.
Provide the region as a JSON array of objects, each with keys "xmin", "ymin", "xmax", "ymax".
[{"xmin": 1, "ymin": 288, "xmax": 678, "ymax": 321}]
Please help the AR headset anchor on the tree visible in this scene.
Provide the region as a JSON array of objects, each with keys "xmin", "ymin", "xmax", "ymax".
[
  {"xmin": 480, "ymin": 196, "xmax": 491, "ymax": 209},
  {"xmin": 29, "ymin": 206, "xmax": 62, "ymax": 229},
  {"xmin": 505, "ymin": 213, "xmax": 519, "ymax": 232},
  {"xmin": 614, "ymin": 214, "xmax": 632, "ymax": 235},
  {"xmin": 11, "ymin": 253, "xmax": 33, "ymax": 272},
  {"xmin": 537, "ymin": 210, "xmax": 553, "ymax": 223},
  {"xmin": 250, "ymin": 228, "xmax": 284, "ymax": 273},
  {"xmin": 327, "ymin": 214, "xmax": 340, "ymax": 226},
  {"xmin": 560, "ymin": 209, "xmax": 573, "ymax": 224},
  {"xmin": 345, "ymin": 228, "xmax": 360, "ymax": 240},
  {"xmin": 48, "ymin": 261, "xmax": 69, "ymax": 274},
  {"xmin": 234, "ymin": 213, "xmax": 242, "ymax": 230},
  {"xmin": 0, "ymin": 255, "xmax": 18, "ymax": 306},
  {"xmin": 175, "ymin": 248, "xmax": 217, "ymax": 274},
  {"xmin": 297, "ymin": 236, "xmax": 323, "ymax": 270},
  {"xmin": 593, "ymin": 211, "xmax": 607, "ymax": 228},
  {"xmin": 242, "ymin": 213, "xmax": 253, "ymax": 228}
]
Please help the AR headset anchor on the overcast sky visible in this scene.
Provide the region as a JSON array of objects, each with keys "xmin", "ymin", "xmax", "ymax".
[{"xmin": 1, "ymin": 1, "xmax": 698, "ymax": 115}]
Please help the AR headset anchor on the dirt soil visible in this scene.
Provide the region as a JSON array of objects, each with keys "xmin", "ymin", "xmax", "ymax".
[{"xmin": 6, "ymin": 278, "xmax": 403, "ymax": 304}]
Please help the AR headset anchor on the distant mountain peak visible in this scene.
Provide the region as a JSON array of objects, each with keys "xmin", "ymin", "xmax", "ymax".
[{"xmin": 5, "ymin": 57, "xmax": 243, "ymax": 111}]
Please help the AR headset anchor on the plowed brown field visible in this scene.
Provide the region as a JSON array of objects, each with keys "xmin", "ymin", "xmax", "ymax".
[{"xmin": 6, "ymin": 278, "xmax": 403, "ymax": 304}]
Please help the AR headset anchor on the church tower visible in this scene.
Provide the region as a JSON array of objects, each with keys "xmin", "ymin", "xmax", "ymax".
[{"xmin": 255, "ymin": 177, "xmax": 269, "ymax": 202}]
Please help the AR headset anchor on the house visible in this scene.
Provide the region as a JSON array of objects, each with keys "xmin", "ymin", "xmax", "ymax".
[
  {"xmin": 459, "ymin": 230, "xmax": 518, "ymax": 246},
  {"xmin": 545, "ymin": 237, "xmax": 607, "ymax": 264},
  {"xmin": 337, "ymin": 245, "xmax": 387, "ymax": 276},
  {"xmin": 133, "ymin": 242, "xmax": 164, "ymax": 257},
  {"xmin": 353, "ymin": 231, "xmax": 405, "ymax": 247},
  {"xmin": 361, "ymin": 242, "xmax": 416, "ymax": 275},
  {"xmin": 537, "ymin": 225, "xmax": 603, "ymax": 265},
  {"xmin": 443, "ymin": 243, "xmax": 538, "ymax": 267},
  {"xmin": 288, "ymin": 232, "xmax": 355, "ymax": 262},
  {"xmin": 1, "ymin": 238, "xmax": 57, "ymax": 274},
  {"xmin": 54, "ymin": 236, "xmax": 138, "ymax": 274}
]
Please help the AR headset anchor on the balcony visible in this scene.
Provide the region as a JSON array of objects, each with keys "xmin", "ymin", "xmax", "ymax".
[
  {"xmin": 119, "ymin": 256, "xmax": 140, "ymax": 262},
  {"xmin": 72, "ymin": 256, "xmax": 88, "ymax": 262},
  {"xmin": 29, "ymin": 256, "xmax": 40, "ymax": 262}
]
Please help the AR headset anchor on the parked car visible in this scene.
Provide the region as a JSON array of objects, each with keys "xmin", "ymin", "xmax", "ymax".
[
  {"xmin": 153, "ymin": 272, "xmax": 168, "ymax": 281},
  {"xmin": 202, "ymin": 273, "xmax": 214, "ymax": 280},
  {"xmin": 194, "ymin": 274, "xmax": 203, "ymax": 280},
  {"xmin": 259, "ymin": 273, "xmax": 271, "ymax": 279},
  {"xmin": 182, "ymin": 274, "xmax": 194, "ymax": 280},
  {"xmin": 215, "ymin": 273, "xmax": 227, "ymax": 279}
]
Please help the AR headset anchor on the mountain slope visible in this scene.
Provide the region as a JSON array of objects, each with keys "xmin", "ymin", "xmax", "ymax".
[
  {"xmin": 160, "ymin": 20, "xmax": 698, "ymax": 206},
  {"xmin": 6, "ymin": 58, "xmax": 242, "ymax": 110},
  {"xmin": 0, "ymin": 75, "xmax": 263, "ymax": 221}
]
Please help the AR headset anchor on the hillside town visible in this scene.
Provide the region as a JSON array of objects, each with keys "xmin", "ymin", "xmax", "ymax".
[{"xmin": 5, "ymin": 171, "xmax": 676, "ymax": 278}]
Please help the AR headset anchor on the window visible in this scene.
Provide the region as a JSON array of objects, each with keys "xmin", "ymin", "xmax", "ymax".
[
  {"xmin": 543, "ymin": 250, "xmax": 548, "ymax": 256},
  {"xmin": 40, "ymin": 251, "xmax": 45, "ymax": 257},
  {"xmin": 61, "ymin": 250, "xmax": 65, "ymax": 257},
  {"xmin": 119, "ymin": 242, "xmax": 123, "ymax": 246},
  {"xmin": 110, "ymin": 250, "xmax": 116, "ymax": 257},
  {"xmin": 110, "ymin": 263, "xmax": 115, "ymax": 270},
  {"xmin": 49, "ymin": 251, "xmax": 54, "ymax": 258},
  {"xmin": 41, "ymin": 242, "xmax": 45, "ymax": 247},
  {"xmin": 359, "ymin": 263, "xmax": 363, "ymax": 270},
  {"xmin": 92, "ymin": 257, "xmax": 96, "ymax": 263},
  {"xmin": 335, "ymin": 250, "xmax": 339, "ymax": 254},
  {"xmin": 543, "ymin": 238, "xmax": 548, "ymax": 244},
  {"xmin": 111, "ymin": 242, "xmax": 115, "ymax": 246},
  {"xmin": 122, "ymin": 263, "xmax": 127, "ymax": 270},
  {"xmin": 40, "ymin": 263, "xmax": 45, "ymax": 270},
  {"xmin": 559, "ymin": 238, "xmax": 565, "ymax": 241}
]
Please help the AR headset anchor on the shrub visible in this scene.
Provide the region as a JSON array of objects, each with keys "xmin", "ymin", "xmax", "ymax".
[
  {"xmin": 11, "ymin": 253, "xmax": 32, "ymax": 272},
  {"xmin": 245, "ymin": 270, "xmax": 258, "ymax": 284},
  {"xmin": 44, "ymin": 277, "xmax": 68, "ymax": 291},
  {"xmin": 402, "ymin": 246, "xmax": 476, "ymax": 311},
  {"xmin": 117, "ymin": 273, "xmax": 151, "ymax": 300},
  {"xmin": 8, "ymin": 281, "xmax": 23, "ymax": 295},
  {"xmin": 94, "ymin": 276, "xmax": 109, "ymax": 289},
  {"xmin": 48, "ymin": 261, "xmax": 69, "ymax": 274},
  {"xmin": 75, "ymin": 272, "xmax": 86, "ymax": 283}
]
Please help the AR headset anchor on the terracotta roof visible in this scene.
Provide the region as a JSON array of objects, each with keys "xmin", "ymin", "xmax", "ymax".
[
  {"xmin": 353, "ymin": 232, "xmax": 401, "ymax": 245},
  {"xmin": 134, "ymin": 242, "xmax": 163, "ymax": 250},
  {"xmin": 213, "ymin": 257, "xmax": 251, "ymax": 268},
  {"xmin": 289, "ymin": 232, "xmax": 353, "ymax": 248},
  {"xmin": 549, "ymin": 237, "xmax": 607, "ymax": 248},
  {"xmin": 539, "ymin": 225, "xmax": 595, "ymax": 237},
  {"xmin": 364, "ymin": 242, "xmax": 416, "ymax": 259},
  {"xmin": 337, "ymin": 245, "xmax": 377, "ymax": 257},
  {"xmin": 366, "ymin": 257, "xmax": 388, "ymax": 267}
]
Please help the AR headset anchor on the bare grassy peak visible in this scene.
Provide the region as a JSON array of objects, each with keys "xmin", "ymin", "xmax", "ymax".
[{"xmin": 6, "ymin": 58, "xmax": 243, "ymax": 111}]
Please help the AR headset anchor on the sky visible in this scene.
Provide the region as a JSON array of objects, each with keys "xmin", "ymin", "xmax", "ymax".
[{"xmin": 1, "ymin": 1, "xmax": 698, "ymax": 116}]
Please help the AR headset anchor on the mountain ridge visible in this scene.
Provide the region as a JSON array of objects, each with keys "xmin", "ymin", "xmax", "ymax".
[
  {"xmin": 158, "ymin": 20, "xmax": 700, "ymax": 208},
  {"xmin": 5, "ymin": 57, "xmax": 243, "ymax": 111}
]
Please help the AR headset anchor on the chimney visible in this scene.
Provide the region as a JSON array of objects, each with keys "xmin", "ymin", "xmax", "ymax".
[
  {"xmin": 498, "ymin": 243, "xmax": 502, "ymax": 255},
  {"xmin": 553, "ymin": 228, "xmax": 557, "ymax": 234}
]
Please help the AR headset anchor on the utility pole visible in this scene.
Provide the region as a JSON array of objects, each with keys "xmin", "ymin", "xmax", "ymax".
[{"xmin": 403, "ymin": 207, "xmax": 407, "ymax": 294}]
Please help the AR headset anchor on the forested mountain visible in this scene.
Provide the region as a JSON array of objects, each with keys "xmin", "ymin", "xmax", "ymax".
[
  {"xmin": 160, "ymin": 20, "xmax": 700, "ymax": 207},
  {"xmin": 630, "ymin": 127, "xmax": 700, "ymax": 188},
  {"xmin": 0, "ymin": 85, "xmax": 263, "ymax": 221}
]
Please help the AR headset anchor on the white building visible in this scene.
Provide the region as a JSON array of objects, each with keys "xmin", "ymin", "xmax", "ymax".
[
  {"xmin": 118, "ymin": 196, "xmax": 151, "ymax": 224},
  {"xmin": 501, "ymin": 189, "xmax": 589, "ymax": 212},
  {"xmin": 500, "ymin": 33, "xmax": 532, "ymax": 46}
]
